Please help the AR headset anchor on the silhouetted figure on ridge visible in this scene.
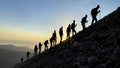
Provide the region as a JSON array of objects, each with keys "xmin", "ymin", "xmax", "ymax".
[
  {"xmin": 66, "ymin": 24, "xmax": 71, "ymax": 40},
  {"xmin": 81, "ymin": 15, "xmax": 88, "ymax": 31},
  {"xmin": 52, "ymin": 30, "xmax": 57, "ymax": 45},
  {"xmin": 91, "ymin": 5, "xmax": 100, "ymax": 25},
  {"xmin": 27, "ymin": 51, "xmax": 30, "ymax": 60},
  {"xmin": 50, "ymin": 37, "xmax": 53, "ymax": 48},
  {"xmin": 21, "ymin": 57, "xmax": 23, "ymax": 63},
  {"xmin": 38, "ymin": 42, "xmax": 42, "ymax": 53},
  {"xmin": 34, "ymin": 45, "xmax": 38, "ymax": 55},
  {"xmin": 71, "ymin": 20, "xmax": 77, "ymax": 36},
  {"xmin": 44, "ymin": 40, "xmax": 49, "ymax": 51},
  {"xmin": 59, "ymin": 26, "xmax": 63, "ymax": 43}
]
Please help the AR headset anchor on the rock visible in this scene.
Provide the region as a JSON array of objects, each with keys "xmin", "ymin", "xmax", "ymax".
[{"xmin": 87, "ymin": 56, "xmax": 96, "ymax": 63}]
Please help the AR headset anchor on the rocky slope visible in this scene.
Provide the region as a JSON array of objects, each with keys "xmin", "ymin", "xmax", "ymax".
[{"xmin": 15, "ymin": 7, "xmax": 120, "ymax": 68}]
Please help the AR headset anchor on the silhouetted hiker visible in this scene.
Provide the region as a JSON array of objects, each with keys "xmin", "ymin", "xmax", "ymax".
[
  {"xmin": 66, "ymin": 24, "xmax": 71, "ymax": 40},
  {"xmin": 27, "ymin": 51, "xmax": 30, "ymax": 60},
  {"xmin": 44, "ymin": 40, "xmax": 49, "ymax": 51},
  {"xmin": 21, "ymin": 57, "xmax": 23, "ymax": 63},
  {"xmin": 50, "ymin": 37, "xmax": 53, "ymax": 48},
  {"xmin": 38, "ymin": 42, "xmax": 42, "ymax": 53},
  {"xmin": 52, "ymin": 30, "xmax": 57, "ymax": 45},
  {"xmin": 71, "ymin": 20, "xmax": 77, "ymax": 36},
  {"xmin": 81, "ymin": 15, "xmax": 88, "ymax": 31},
  {"xmin": 91, "ymin": 5, "xmax": 100, "ymax": 25},
  {"xmin": 34, "ymin": 45, "xmax": 38, "ymax": 55},
  {"xmin": 59, "ymin": 26, "xmax": 63, "ymax": 43}
]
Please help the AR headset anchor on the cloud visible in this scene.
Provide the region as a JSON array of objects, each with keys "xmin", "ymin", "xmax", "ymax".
[{"xmin": 0, "ymin": 28, "xmax": 49, "ymax": 49}]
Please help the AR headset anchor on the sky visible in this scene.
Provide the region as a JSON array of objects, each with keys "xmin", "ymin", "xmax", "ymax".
[{"xmin": 0, "ymin": 0, "xmax": 120, "ymax": 50}]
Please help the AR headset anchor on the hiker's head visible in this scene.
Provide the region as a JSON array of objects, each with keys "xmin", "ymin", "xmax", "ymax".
[
  {"xmin": 69, "ymin": 24, "xmax": 70, "ymax": 27},
  {"xmin": 54, "ymin": 30, "xmax": 56, "ymax": 33},
  {"xmin": 73, "ymin": 20, "xmax": 75, "ymax": 23},
  {"xmin": 97, "ymin": 5, "xmax": 100, "ymax": 9},
  {"xmin": 61, "ymin": 26, "xmax": 63, "ymax": 29},
  {"xmin": 85, "ymin": 15, "xmax": 87, "ymax": 18}
]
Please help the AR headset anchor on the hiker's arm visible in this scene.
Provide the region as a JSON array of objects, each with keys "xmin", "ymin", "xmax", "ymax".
[
  {"xmin": 75, "ymin": 24, "xmax": 77, "ymax": 27},
  {"xmin": 98, "ymin": 10, "xmax": 100, "ymax": 13}
]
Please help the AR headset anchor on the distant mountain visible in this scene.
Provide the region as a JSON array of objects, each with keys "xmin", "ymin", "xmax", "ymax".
[
  {"xmin": 0, "ymin": 45, "xmax": 33, "ymax": 68},
  {"xmin": 0, "ymin": 44, "xmax": 33, "ymax": 52},
  {"xmin": 16, "ymin": 7, "xmax": 120, "ymax": 68}
]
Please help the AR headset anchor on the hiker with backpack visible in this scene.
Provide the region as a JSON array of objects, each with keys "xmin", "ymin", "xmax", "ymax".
[
  {"xmin": 59, "ymin": 26, "xmax": 63, "ymax": 43},
  {"xmin": 91, "ymin": 5, "xmax": 100, "ymax": 25},
  {"xmin": 71, "ymin": 20, "xmax": 77, "ymax": 36},
  {"xmin": 34, "ymin": 45, "xmax": 38, "ymax": 55},
  {"xmin": 27, "ymin": 51, "xmax": 30, "ymax": 60},
  {"xmin": 50, "ymin": 36, "xmax": 54, "ymax": 48},
  {"xmin": 81, "ymin": 15, "xmax": 88, "ymax": 31},
  {"xmin": 52, "ymin": 30, "xmax": 57, "ymax": 45},
  {"xmin": 44, "ymin": 40, "xmax": 49, "ymax": 51},
  {"xmin": 38, "ymin": 42, "xmax": 42, "ymax": 53},
  {"xmin": 66, "ymin": 24, "xmax": 71, "ymax": 40}
]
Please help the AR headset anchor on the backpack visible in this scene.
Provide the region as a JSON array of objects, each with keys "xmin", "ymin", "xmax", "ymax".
[
  {"xmin": 71, "ymin": 23, "xmax": 75, "ymax": 29},
  {"xmin": 91, "ymin": 8, "xmax": 97, "ymax": 16}
]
